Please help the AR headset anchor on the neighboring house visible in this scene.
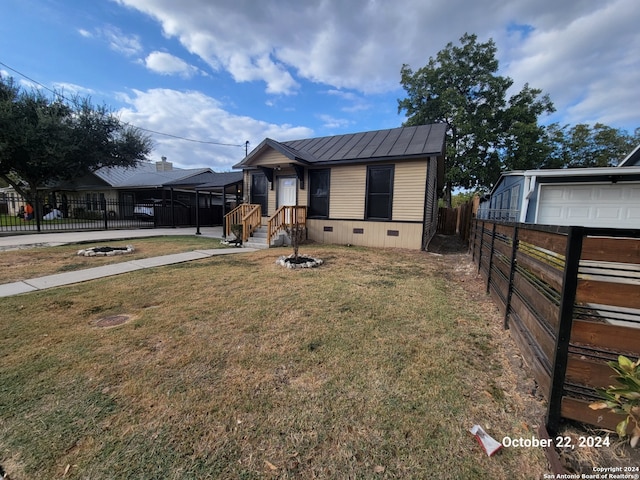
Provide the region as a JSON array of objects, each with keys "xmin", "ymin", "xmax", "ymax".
[
  {"xmin": 478, "ymin": 163, "xmax": 640, "ymax": 228},
  {"xmin": 0, "ymin": 185, "xmax": 24, "ymax": 217},
  {"xmin": 51, "ymin": 159, "xmax": 210, "ymax": 220},
  {"xmin": 232, "ymin": 124, "xmax": 447, "ymax": 250}
]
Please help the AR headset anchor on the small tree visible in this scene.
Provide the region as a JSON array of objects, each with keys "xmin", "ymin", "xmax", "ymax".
[{"xmin": 284, "ymin": 223, "xmax": 306, "ymax": 261}]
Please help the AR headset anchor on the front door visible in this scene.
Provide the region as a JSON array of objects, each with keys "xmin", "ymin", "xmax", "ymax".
[{"xmin": 278, "ymin": 177, "xmax": 297, "ymax": 222}]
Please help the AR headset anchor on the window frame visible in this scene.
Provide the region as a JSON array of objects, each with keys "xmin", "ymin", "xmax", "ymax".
[
  {"xmin": 250, "ymin": 172, "xmax": 268, "ymax": 215},
  {"xmin": 365, "ymin": 164, "xmax": 394, "ymax": 221},
  {"xmin": 307, "ymin": 168, "xmax": 330, "ymax": 219}
]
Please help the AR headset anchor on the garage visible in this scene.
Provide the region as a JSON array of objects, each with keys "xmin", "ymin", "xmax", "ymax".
[{"xmin": 536, "ymin": 182, "xmax": 640, "ymax": 228}]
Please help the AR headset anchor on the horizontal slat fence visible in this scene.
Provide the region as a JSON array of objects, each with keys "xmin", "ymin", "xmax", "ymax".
[{"xmin": 471, "ymin": 219, "xmax": 640, "ymax": 434}]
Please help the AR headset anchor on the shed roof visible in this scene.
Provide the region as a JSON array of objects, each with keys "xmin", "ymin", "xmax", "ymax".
[{"xmin": 233, "ymin": 124, "xmax": 447, "ymax": 169}]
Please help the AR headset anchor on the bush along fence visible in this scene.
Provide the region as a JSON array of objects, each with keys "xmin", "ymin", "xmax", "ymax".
[
  {"xmin": 470, "ymin": 219, "xmax": 640, "ymax": 435},
  {"xmin": 0, "ymin": 192, "xmax": 209, "ymax": 233}
]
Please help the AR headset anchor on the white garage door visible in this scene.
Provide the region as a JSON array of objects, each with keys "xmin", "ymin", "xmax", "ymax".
[{"xmin": 536, "ymin": 183, "xmax": 640, "ymax": 228}]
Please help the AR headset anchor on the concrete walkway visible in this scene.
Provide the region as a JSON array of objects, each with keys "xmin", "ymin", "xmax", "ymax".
[{"xmin": 0, "ymin": 227, "xmax": 257, "ymax": 298}]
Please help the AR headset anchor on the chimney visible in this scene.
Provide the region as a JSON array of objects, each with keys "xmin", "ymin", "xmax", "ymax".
[{"xmin": 156, "ymin": 156, "xmax": 173, "ymax": 172}]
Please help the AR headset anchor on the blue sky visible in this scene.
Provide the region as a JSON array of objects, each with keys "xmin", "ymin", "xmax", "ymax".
[{"xmin": 2, "ymin": 0, "xmax": 639, "ymax": 171}]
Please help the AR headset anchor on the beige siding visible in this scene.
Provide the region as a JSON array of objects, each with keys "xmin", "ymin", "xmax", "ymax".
[
  {"xmin": 257, "ymin": 150, "xmax": 290, "ymax": 166},
  {"xmin": 392, "ymin": 161, "xmax": 427, "ymax": 221},
  {"xmin": 329, "ymin": 164, "xmax": 366, "ymax": 219},
  {"xmin": 308, "ymin": 219, "xmax": 423, "ymax": 249}
]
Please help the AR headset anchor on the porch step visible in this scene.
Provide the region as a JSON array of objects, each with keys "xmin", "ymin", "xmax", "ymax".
[
  {"xmin": 243, "ymin": 226, "xmax": 270, "ymax": 249},
  {"xmin": 243, "ymin": 226, "xmax": 287, "ymax": 249}
]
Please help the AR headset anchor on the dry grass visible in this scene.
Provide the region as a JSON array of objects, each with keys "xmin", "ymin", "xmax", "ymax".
[
  {"xmin": 0, "ymin": 236, "xmax": 226, "ymax": 284},
  {"xmin": 0, "ymin": 243, "xmax": 549, "ymax": 479}
]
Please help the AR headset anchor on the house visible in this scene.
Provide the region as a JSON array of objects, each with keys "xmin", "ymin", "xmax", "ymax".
[
  {"xmin": 48, "ymin": 159, "xmax": 242, "ymax": 226},
  {"xmin": 232, "ymin": 124, "xmax": 447, "ymax": 250},
  {"xmin": 478, "ymin": 162, "xmax": 640, "ymax": 228},
  {"xmin": 47, "ymin": 158, "xmax": 208, "ymax": 225}
]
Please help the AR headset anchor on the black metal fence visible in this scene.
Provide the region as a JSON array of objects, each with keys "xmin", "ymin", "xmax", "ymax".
[{"xmin": 0, "ymin": 192, "xmax": 221, "ymax": 234}]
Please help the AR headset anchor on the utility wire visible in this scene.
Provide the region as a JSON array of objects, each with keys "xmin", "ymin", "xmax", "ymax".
[{"xmin": 0, "ymin": 60, "xmax": 245, "ymax": 148}]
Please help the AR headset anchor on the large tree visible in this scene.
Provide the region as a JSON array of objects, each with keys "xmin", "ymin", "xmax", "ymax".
[
  {"xmin": 543, "ymin": 123, "xmax": 638, "ymax": 168},
  {"xmin": 398, "ymin": 33, "xmax": 554, "ymax": 199},
  {"xmin": 0, "ymin": 75, "xmax": 153, "ymax": 202}
]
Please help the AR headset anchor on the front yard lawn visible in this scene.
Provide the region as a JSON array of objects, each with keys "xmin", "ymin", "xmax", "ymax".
[
  {"xmin": 0, "ymin": 236, "xmax": 227, "ymax": 284},
  {"xmin": 0, "ymin": 245, "xmax": 547, "ymax": 479}
]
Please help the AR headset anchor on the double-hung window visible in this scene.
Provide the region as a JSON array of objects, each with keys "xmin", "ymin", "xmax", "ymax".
[
  {"xmin": 365, "ymin": 165, "xmax": 394, "ymax": 220},
  {"xmin": 308, "ymin": 169, "xmax": 330, "ymax": 218}
]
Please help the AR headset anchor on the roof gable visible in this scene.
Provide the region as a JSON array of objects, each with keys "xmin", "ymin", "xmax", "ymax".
[{"xmin": 619, "ymin": 144, "xmax": 640, "ymax": 167}]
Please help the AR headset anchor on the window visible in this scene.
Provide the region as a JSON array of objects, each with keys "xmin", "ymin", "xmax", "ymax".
[
  {"xmin": 308, "ymin": 169, "xmax": 330, "ymax": 218},
  {"xmin": 250, "ymin": 173, "xmax": 268, "ymax": 215},
  {"xmin": 510, "ymin": 185, "xmax": 521, "ymax": 221},
  {"xmin": 365, "ymin": 165, "xmax": 394, "ymax": 220}
]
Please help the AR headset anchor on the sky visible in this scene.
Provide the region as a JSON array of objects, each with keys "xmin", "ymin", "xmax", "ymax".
[{"xmin": 1, "ymin": 0, "xmax": 639, "ymax": 171}]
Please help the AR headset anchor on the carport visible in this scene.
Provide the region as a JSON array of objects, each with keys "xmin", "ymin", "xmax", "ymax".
[{"xmin": 191, "ymin": 172, "xmax": 243, "ymax": 236}]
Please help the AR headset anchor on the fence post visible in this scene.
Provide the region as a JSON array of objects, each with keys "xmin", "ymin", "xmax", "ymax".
[
  {"xmin": 477, "ymin": 220, "xmax": 485, "ymax": 273},
  {"xmin": 471, "ymin": 218, "xmax": 477, "ymax": 260},
  {"xmin": 546, "ymin": 226, "xmax": 583, "ymax": 435},
  {"xmin": 102, "ymin": 197, "xmax": 108, "ymax": 230},
  {"xmin": 486, "ymin": 222, "xmax": 497, "ymax": 293},
  {"xmin": 503, "ymin": 223, "xmax": 519, "ymax": 330},
  {"xmin": 34, "ymin": 195, "xmax": 42, "ymax": 232},
  {"xmin": 195, "ymin": 190, "xmax": 201, "ymax": 235}
]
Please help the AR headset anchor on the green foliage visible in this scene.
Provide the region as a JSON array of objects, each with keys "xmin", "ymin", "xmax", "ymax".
[
  {"xmin": 543, "ymin": 123, "xmax": 638, "ymax": 168},
  {"xmin": 451, "ymin": 191, "xmax": 476, "ymax": 208},
  {"xmin": 398, "ymin": 33, "xmax": 554, "ymax": 194},
  {"xmin": 589, "ymin": 355, "xmax": 640, "ymax": 447},
  {"xmin": 0, "ymin": 74, "xmax": 153, "ymax": 199},
  {"xmin": 230, "ymin": 223, "xmax": 243, "ymax": 243}
]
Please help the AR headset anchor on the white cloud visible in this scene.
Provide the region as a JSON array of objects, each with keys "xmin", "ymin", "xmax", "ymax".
[
  {"xmin": 502, "ymin": 0, "xmax": 640, "ymax": 128},
  {"xmin": 317, "ymin": 114, "xmax": 351, "ymax": 129},
  {"xmin": 144, "ymin": 51, "xmax": 201, "ymax": 78},
  {"xmin": 112, "ymin": 0, "xmax": 639, "ymax": 129},
  {"xmin": 117, "ymin": 88, "xmax": 313, "ymax": 170},
  {"xmin": 99, "ymin": 25, "xmax": 143, "ymax": 57},
  {"xmin": 52, "ymin": 82, "xmax": 96, "ymax": 96}
]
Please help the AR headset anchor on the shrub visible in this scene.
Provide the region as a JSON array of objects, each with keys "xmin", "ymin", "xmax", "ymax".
[{"xmin": 589, "ymin": 355, "xmax": 640, "ymax": 447}]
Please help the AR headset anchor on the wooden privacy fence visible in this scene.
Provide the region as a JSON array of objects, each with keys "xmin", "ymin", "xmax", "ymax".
[
  {"xmin": 470, "ymin": 219, "xmax": 640, "ymax": 434},
  {"xmin": 436, "ymin": 198, "xmax": 475, "ymax": 241}
]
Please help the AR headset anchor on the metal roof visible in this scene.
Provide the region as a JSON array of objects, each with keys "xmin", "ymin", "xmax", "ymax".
[
  {"xmin": 234, "ymin": 124, "xmax": 446, "ymax": 168},
  {"xmin": 94, "ymin": 163, "xmax": 212, "ymax": 188}
]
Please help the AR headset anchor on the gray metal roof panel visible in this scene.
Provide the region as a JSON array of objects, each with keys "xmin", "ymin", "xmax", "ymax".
[
  {"xmin": 236, "ymin": 124, "xmax": 446, "ymax": 168},
  {"xmin": 195, "ymin": 171, "xmax": 244, "ymax": 188},
  {"xmin": 94, "ymin": 163, "xmax": 212, "ymax": 188}
]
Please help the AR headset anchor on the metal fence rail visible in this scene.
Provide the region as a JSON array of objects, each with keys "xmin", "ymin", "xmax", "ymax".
[{"xmin": 0, "ymin": 192, "xmax": 216, "ymax": 234}]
